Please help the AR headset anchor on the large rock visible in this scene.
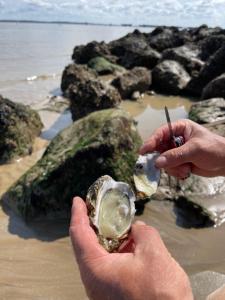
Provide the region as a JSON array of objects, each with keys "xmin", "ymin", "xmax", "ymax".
[
  {"xmin": 69, "ymin": 79, "xmax": 121, "ymax": 121},
  {"xmin": 111, "ymin": 67, "xmax": 151, "ymax": 99},
  {"xmin": 152, "ymin": 60, "xmax": 191, "ymax": 95},
  {"xmin": 202, "ymin": 74, "xmax": 225, "ymax": 99},
  {"xmin": 61, "ymin": 64, "xmax": 97, "ymax": 95},
  {"xmin": 199, "ymin": 34, "xmax": 225, "ymax": 61},
  {"xmin": 0, "ymin": 95, "xmax": 43, "ymax": 164},
  {"xmin": 109, "ymin": 30, "xmax": 161, "ymax": 69},
  {"xmin": 2, "ymin": 109, "xmax": 142, "ymax": 220},
  {"xmin": 87, "ymin": 56, "xmax": 124, "ymax": 75},
  {"xmin": 72, "ymin": 41, "xmax": 115, "ymax": 64},
  {"xmin": 148, "ymin": 26, "xmax": 185, "ymax": 52},
  {"xmin": 189, "ymin": 98, "xmax": 225, "ymax": 124},
  {"xmin": 162, "ymin": 45, "xmax": 204, "ymax": 76},
  {"xmin": 186, "ymin": 44, "xmax": 225, "ymax": 96}
]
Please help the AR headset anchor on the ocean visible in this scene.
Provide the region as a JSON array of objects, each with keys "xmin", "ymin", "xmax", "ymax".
[{"xmin": 0, "ymin": 22, "xmax": 151, "ymax": 104}]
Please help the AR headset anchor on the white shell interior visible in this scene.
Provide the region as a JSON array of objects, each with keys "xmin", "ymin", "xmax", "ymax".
[
  {"xmin": 92, "ymin": 178, "xmax": 136, "ymax": 239},
  {"xmin": 134, "ymin": 152, "xmax": 160, "ymax": 197}
]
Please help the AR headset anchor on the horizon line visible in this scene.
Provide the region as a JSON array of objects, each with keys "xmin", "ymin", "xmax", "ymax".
[{"xmin": 0, "ymin": 19, "xmax": 158, "ymax": 28}]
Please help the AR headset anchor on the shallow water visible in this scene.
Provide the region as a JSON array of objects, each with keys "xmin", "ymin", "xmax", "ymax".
[
  {"xmin": 1, "ymin": 23, "xmax": 225, "ymax": 300},
  {"xmin": 122, "ymin": 94, "xmax": 192, "ymax": 140}
]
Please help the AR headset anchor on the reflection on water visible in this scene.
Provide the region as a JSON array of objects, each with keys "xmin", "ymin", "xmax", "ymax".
[{"xmin": 121, "ymin": 94, "xmax": 192, "ymax": 140}]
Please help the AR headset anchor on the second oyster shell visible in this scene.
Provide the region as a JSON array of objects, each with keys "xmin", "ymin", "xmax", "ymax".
[
  {"xmin": 133, "ymin": 152, "xmax": 160, "ymax": 199},
  {"xmin": 86, "ymin": 175, "xmax": 136, "ymax": 252}
]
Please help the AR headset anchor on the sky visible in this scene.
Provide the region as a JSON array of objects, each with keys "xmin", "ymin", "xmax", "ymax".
[{"xmin": 0, "ymin": 0, "xmax": 225, "ymax": 28}]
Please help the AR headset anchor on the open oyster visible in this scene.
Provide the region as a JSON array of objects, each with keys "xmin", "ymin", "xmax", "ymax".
[
  {"xmin": 86, "ymin": 175, "xmax": 136, "ymax": 252},
  {"xmin": 133, "ymin": 152, "xmax": 160, "ymax": 199}
]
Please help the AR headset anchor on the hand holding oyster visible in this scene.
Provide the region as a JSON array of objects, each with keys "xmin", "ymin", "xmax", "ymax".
[{"xmin": 86, "ymin": 153, "xmax": 160, "ymax": 252}]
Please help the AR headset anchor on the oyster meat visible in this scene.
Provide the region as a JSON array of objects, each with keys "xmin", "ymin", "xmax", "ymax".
[
  {"xmin": 133, "ymin": 152, "xmax": 160, "ymax": 199},
  {"xmin": 86, "ymin": 175, "xmax": 136, "ymax": 252}
]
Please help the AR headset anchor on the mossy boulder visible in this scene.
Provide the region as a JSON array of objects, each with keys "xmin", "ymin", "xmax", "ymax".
[
  {"xmin": 3, "ymin": 109, "xmax": 142, "ymax": 220},
  {"xmin": 87, "ymin": 56, "xmax": 124, "ymax": 75},
  {"xmin": 0, "ymin": 95, "xmax": 43, "ymax": 164}
]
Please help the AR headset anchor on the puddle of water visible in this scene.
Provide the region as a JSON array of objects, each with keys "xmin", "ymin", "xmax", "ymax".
[{"xmin": 121, "ymin": 94, "xmax": 192, "ymax": 140}]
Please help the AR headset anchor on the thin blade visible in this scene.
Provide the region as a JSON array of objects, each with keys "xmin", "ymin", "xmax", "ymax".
[{"xmin": 164, "ymin": 106, "xmax": 174, "ymax": 140}]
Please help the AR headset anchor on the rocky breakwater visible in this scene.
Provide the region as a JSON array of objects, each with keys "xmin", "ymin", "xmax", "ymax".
[
  {"xmin": 64, "ymin": 24, "xmax": 225, "ymax": 99},
  {"xmin": 2, "ymin": 109, "xmax": 141, "ymax": 220},
  {"xmin": 0, "ymin": 95, "xmax": 43, "ymax": 164}
]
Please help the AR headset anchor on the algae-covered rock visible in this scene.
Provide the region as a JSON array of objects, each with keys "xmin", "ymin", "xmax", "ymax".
[
  {"xmin": 3, "ymin": 109, "xmax": 142, "ymax": 220},
  {"xmin": 189, "ymin": 98, "xmax": 225, "ymax": 124},
  {"xmin": 69, "ymin": 79, "xmax": 121, "ymax": 121},
  {"xmin": 0, "ymin": 95, "xmax": 43, "ymax": 164},
  {"xmin": 87, "ymin": 56, "xmax": 124, "ymax": 75}
]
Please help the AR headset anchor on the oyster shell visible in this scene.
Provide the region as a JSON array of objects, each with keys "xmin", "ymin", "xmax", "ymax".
[
  {"xmin": 133, "ymin": 152, "xmax": 160, "ymax": 199},
  {"xmin": 86, "ymin": 175, "xmax": 136, "ymax": 252}
]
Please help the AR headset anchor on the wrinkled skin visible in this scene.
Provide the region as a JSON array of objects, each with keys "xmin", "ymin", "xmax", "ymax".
[
  {"xmin": 70, "ymin": 197, "xmax": 193, "ymax": 300},
  {"xmin": 140, "ymin": 119, "xmax": 225, "ymax": 179}
]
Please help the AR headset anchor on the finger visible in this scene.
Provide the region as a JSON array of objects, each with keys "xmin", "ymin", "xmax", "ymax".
[
  {"xmin": 70, "ymin": 197, "xmax": 108, "ymax": 263},
  {"xmin": 165, "ymin": 163, "xmax": 192, "ymax": 179},
  {"xmin": 139, "ymin": 120, "xmax": 189, "ymax": 155},
  {"xmin": 139, "ymin": 124, "xmax": 170, "ymax": 154},
  {"xmin": 131, "ymin": 223, "xmax": 169, "ymax": 257},
  {"xmin": 155, "ymin": 143, "xmax": 196, "ymax": 169}
]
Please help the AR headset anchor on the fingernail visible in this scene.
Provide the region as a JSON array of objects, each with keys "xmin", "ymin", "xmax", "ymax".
[
  {"xmin": 155, "ymin": 156, "xmax": 167, "ymax": 168},
  {"xmin": 135, "ymin": 220, "xmax": 146, "ymax": 226},
  {"xmin": 72, "ymin": 197, "xmax": 79, "ymax": 207}
]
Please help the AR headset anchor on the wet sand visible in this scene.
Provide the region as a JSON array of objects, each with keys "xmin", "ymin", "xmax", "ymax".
[{"xmin": 1, "ymin": 94, "xmax": 225, "ymax": 299}]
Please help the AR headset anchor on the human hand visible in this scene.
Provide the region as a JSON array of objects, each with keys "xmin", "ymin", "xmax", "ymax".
[
  {"xmin": 70, "ymin": 197, "xmax": 193, "ymax": 300},
  {"xmin": 140, "ymin": 119, "xmax": 225, "ymax": 178}
]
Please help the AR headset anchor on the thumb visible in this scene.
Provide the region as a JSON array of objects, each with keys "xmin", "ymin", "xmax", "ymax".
[{"xmin": 155, "ymin": 143, "xmax": 194, "ymax": 169}]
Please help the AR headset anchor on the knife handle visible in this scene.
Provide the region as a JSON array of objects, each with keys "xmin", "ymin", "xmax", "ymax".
[{"xmin": 172, "ymin": 136, "xmax": 185, "ymax": 148}]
